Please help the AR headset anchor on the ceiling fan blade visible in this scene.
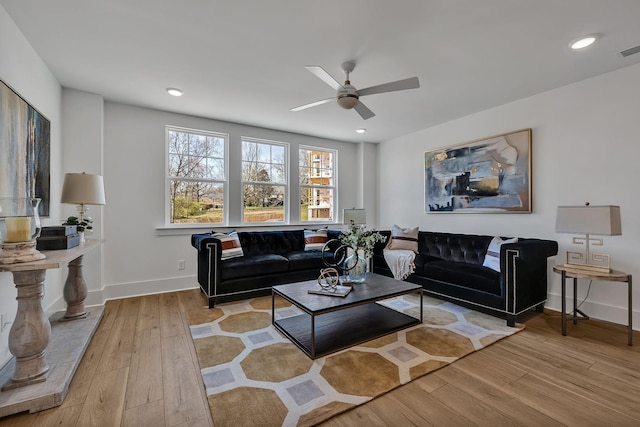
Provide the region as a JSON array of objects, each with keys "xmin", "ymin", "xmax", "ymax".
[
  {"xmin": 306, "ymin": 66, "xmax": 344, "ymax": 91},
  {"xmin": 357, "ymin": 77, "xmax": 420, "ymax": 97},
  {"xmin": 354, "ymin": 101, "xmax": 375, "ymax": 120},
  {"xmin": 290, "ymin": 97, "xmax": 334, "ymax": 112}
]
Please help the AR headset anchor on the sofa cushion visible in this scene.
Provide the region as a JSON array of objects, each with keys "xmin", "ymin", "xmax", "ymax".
[
  {"xmin": 424, "ymin": 261, "xmax": 501, "ymax": 295},
  {"xmin": 220, "ymin": 254, "xmax": 289, "ymax": 281},
  {"xmin": 286, "ymin": 250, "xmax": 332, "ymax": 271},
  {"xmin": 388, "ymin": 224, "xmax": 419, "ymax": 251},
  {"xmin": 482, "ymin": 236, "xmax": 518, "ymax": 272},
  {"xmin": 413, "ymin": 253, "xmax": 442, "ymax": 275},
  {"xmin": 304, "ymin": 228, "xmax": 328, "ymax": 251},
  {"xmin": 212, "ymin": 230, "xmax": 244, "ymax": 260}
]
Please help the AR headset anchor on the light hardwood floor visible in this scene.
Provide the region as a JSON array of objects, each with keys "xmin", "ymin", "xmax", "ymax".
[{"xmin": 1, "ymin": 289, "xmax": 638, "ymax": 426}]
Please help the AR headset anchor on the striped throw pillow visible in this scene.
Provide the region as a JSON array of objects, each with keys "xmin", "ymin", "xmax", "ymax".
[
  {"xmin": 212, "ymin": 231, "xmax": 244, "ymax": 260},
  {"xmin": 388, "ymin": 224, "xmax": 419, "ymax": 251},
  {"xmin": 304, "ymin": 228, "xmax": 328, "ymax": 251},
  {"xmin": 482, "ymin": 236, "xmax": 518, "ymax": 272}
]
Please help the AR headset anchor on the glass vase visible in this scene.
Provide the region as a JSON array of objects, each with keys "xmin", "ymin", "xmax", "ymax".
[
  {"xmin": 0, "ymin": 197, "xmax": 42, "ymax": 243},
  {"xmin": 345, "ymin": 253, "xmax": 367, "ymax": 284}
]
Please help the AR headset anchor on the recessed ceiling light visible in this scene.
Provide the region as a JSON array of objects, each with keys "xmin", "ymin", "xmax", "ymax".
[
  {"xmin": 166, "ymin": 88, "xmax": 183, "ymax": 96},
  {"xmin": 570, "ymin": 34, "xmax": 598, "ymax": 50},
  {"xmin": 356, "ymin": 128, "xmax": 366, "ymax": 134}
]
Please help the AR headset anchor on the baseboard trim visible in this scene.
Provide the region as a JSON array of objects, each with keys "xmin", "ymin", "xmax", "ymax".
[
  {"xmin": 84, "ymin": 275, "xmax": 199, "ymax": 306},
  {"xmin": 546, "ymin": 291, "xmax": 638, "ymax": 331},
  {"xmin": 46, "ymin": 280, "xmax": 639, "ymax": 332}
]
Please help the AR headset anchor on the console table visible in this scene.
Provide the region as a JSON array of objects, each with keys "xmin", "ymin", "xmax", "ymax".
[
  {"xmin": 0, "ymin": 239, "xmax": 103, "ymax": 416},
  {"xmin": 553, "ymin": 265, "xmax": 632, "ymax": 345}
]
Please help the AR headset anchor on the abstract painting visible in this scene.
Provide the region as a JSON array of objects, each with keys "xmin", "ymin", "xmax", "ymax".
[
  {"xmin": 424, "ymin": 129, "xmax": 531, "ymax": 213},
  {"xmin": 0, "ymin": 79, "xmax": 50, "ymax": 216}
]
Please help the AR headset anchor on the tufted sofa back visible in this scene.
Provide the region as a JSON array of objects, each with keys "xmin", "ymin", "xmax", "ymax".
[
  {"xmin": 236, "ymin": 229, "xmax": 343, "ymax": 256},
  {"xmin": 238, "ymin": 230, "xmax": 305, "ymax": 256},
  {"xmin": 419, "ymin": 232, "xmax": 495, "ymax": 265}
]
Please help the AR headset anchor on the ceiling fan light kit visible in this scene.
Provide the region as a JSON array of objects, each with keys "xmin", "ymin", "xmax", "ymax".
[
  {"xmin": 337, "ymin": 94, "xmax": 359, "ymax": 109},
  {"xmin": 291, "ymin": 61, "xmax": 420, "ymax": 120}
]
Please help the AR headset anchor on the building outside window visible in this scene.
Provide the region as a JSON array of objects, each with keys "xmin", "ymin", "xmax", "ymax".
[
  {"xmin": 242, "ymin": 138, "xmax": 288, "ymax": 223},
  {"xmin": 167, "ymin": 126, "xmax": 227, "ymax": 225},
  {"xmin": 299, "ymin": 146, "xmax": 335, "ymax": 222}
]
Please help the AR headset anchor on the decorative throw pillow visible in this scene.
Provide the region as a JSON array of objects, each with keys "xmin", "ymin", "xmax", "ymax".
[
  {"xmin": 212, "ymin": 230, "xmax": 244, "ymax": 260},
  {"xmin": 388, "ymin": 224, "xmax": 419, "ymax": 252},
  {"xmin": 304, "ymin": 228, "xmax": 328, "ymax": 251},
  {"xmin": 482, "ymin": 236, "xmax": 518, "ymax": 272}
]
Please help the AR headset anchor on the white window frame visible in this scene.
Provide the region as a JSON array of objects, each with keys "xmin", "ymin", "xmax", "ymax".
[
  {"xmin": 165, "ymin": 125, "xmax": 229, "ymax": 227},
  {"xmin": 299, "ymin": 145, "xmax": 337, "ymax": 223},
  {"xmin": 241, "ymin": 137, "xmax": 289, "ymax": 225}
]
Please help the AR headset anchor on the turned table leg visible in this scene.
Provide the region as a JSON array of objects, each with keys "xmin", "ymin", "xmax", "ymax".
[
  {"xmin": 2, "ymin": 269, "xmax": 51, "ymax": 391},
  {"xmin": 62, "ymin": 255, "xmax": 88, "ymax": 320}
]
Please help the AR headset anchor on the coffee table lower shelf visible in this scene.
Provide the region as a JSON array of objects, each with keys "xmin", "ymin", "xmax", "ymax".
[{"xmin": 273, "ymin": 303, "xmax": 420, "ymax": 359}]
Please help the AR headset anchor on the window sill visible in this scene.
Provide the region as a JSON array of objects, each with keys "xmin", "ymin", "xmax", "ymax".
[{"xmin": 156, "ymin": 222, "xmax": 344, "ymax": 236}]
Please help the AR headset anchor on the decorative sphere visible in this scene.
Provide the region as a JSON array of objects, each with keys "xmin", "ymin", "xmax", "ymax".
[{"xmin": 317, "ymin": 268, "xmax": 340, "ymax": 290}]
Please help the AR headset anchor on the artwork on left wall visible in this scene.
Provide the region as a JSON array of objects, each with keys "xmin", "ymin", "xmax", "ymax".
[{"xmin": 0, "ymin": 79, "xmax": 50, "ymax": 216}]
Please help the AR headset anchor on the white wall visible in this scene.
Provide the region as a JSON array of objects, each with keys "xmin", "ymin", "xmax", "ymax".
[
  {"xmin": 355, "ymin": 142, "xmax": 378, "ymax": 228},
  {"xmin": 0, "ymin": 5, "xmax": 62, "ymax": 367},
  {"xmin": 61, "ymin": 89, "xmax": 105, "ymax": 306},
  {"xmin": 98, "ymin": 102, "xmax": 364, "ymax": 300},
  {"xmin": 378, "ymin": 62, "xmax": 640, "ymax": 329}
]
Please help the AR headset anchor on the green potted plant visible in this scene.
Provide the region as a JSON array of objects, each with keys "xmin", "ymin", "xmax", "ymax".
[{"xmin": 63, "ymin": 216, "xmax": 93, "ymax": 243}]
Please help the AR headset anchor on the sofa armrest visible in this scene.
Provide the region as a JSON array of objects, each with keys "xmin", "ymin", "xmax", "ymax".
[
  {"xmin": 500, "ymin": 239, "xmax": 558, "ymax": 315},
  {"xmin": 191, "ymin": 233, "xmax": 224, "ymax": 297}
]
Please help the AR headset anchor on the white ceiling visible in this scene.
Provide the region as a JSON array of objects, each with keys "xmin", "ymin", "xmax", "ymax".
[{"xmin": 3, "ymin": 0, "xmax": 640, "ymax": 143}]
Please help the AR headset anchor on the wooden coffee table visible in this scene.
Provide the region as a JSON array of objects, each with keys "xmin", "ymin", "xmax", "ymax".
[{"xmin": 272, "ymin": 273, "xmax": 423, "ymax": 359}]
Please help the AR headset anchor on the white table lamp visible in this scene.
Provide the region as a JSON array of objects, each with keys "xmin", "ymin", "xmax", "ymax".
[
  {"xmin": 555, "ymin": 204, "xmax": 621, "ymax": 273},
  {"xmin": 61, "ymin": 172, "xmax": 106, "ymax": 225},
  {"xmin": 343, "ymin": 209, "xmax": 366, "ymax": 226}
]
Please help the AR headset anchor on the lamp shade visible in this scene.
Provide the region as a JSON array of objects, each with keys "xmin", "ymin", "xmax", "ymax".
[
  {"xmin": 555, "ymin": 205, "xmax": 621, "ymax": 235},
  {"xmin": 343, "ymin": 209, "xmax": 366, "ymax": 225},
  {"xmin": 61, "ymin": 173, "xmax": 106, "ymax": 205}
]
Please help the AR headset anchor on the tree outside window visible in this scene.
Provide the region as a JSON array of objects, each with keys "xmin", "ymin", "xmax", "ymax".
[
  {"xmin": 167, "ymin": 127, "xmax": 227, "ymax": 224},
  {"xmin": 242, "ymin": 138, "xmax": 288, "ymax": 223}
]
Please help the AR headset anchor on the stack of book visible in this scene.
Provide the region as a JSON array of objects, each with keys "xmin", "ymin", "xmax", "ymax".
[
  {"xmin": 36, "ymin": 226, "xmax": 80, "ymax": 250},
  {"xmin": 308, "ymin": 284, "xmax": 352, "ymax": 297}
]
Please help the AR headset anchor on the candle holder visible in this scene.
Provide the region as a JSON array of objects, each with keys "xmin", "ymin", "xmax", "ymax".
[{"xmin": 0, "ymin": 197, "xmax": 46, "ymax": 264}]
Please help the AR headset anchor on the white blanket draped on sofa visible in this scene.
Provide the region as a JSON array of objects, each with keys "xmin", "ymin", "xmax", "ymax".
[{"xmin": 383, "ymin": 249, "xmax": 416, "ymax": 280}]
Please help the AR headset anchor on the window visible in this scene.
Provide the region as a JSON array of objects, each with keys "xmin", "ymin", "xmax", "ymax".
[
  {"xmin": 167, "ymin": 126, "xmax": 227, "ymax": 225},
  {"xmin": 299, "ymin": 146, "xmax": 336, "ymax": 222},
  {"xmin": 241, "ymin": 138, "xmax": 288, "ymax": 223}
]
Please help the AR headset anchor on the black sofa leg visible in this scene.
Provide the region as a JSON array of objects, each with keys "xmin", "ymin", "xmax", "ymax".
[
  {"xmin": 535, "ymin": 303, "xmax": 545, "ymax": 313},
  {"xmin": 208, "ymin": 297, "xmax": 216, "ymax": 309},
  {"xmin": 506, "ymin": 314, "xmax": 516, "ymax": 327}
]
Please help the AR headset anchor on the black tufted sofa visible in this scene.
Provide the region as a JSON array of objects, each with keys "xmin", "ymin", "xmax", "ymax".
[
  {"xmin": 371, "ymin": 231, "xmax": 558, "ymax": 326},
  {"xmin": 191, "ymin": 230, "xmax": 342, "ymax": 308}
]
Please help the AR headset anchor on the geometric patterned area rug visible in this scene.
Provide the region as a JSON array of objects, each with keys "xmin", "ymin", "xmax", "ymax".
[{"xmin": 187, "ymin": 293, "xmax": 523, "ymax": 427}]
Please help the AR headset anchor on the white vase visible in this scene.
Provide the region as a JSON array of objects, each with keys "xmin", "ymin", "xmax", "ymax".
[{"xmin": 78, "ymin": 231, "xmax": 85, "ymax": 244}]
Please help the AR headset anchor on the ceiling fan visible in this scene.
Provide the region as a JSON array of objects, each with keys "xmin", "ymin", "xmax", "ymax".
[{"xmin": 291, "ymin": 61, "xmax": 420, "ymax": 120}]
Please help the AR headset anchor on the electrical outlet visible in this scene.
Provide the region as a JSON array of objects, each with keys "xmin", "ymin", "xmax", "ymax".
[{"xmin": 178, "ymin": 260, "xmax": 185, "ymax": 270}]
